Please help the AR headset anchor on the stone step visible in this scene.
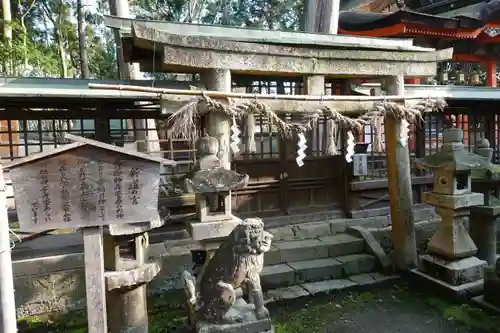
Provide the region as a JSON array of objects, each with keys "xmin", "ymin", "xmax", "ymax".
[
  {"xmin": 264, "ymin": 272, "xmax": 399, "ymax": 303},
  {"xmin": 264, "ymin": 233, "xmax": 365, "ymax": 266},
  {"xmin": 260, "ymin": 253, "xmax": 377, "ymax": 290}
]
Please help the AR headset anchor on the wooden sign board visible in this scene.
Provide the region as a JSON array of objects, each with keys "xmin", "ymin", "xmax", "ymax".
[
  {"xmin": 352, "ymin": 154, "xmax": 368, "ymax": 177},
  {"xmin": 8, "ymin": 145, "xmax": 162, "ymax": 231}
]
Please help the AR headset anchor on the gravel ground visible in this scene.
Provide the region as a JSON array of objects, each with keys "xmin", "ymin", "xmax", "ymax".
[{"xmin": 327, "ymin": 296, "xmax": 482, "ymax": 333}]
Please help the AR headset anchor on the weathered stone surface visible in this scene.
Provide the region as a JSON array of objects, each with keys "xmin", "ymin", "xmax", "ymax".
[
  {"xmin": 346, "ymin": 226, "xmax": 393, "ymax": 273},
  {"xmin": 301, "ymin": 279, "xmax": 357, "ymax": 295},
  {"xmin": 107, "ymin": 215, "xmax": 164, "ymax": 236},
  {"xmin": 261, "ymin": 264, "xmax": 295, "ymax": 289},
  {"xmin": 273, "ymin": 238, "xmax": 329, "ymax": 263},
  {"xmin": 318, "ymin": 234, "xmax": 365, "ymax": 257},
  {"xmin": 336, "ymin": 254, "xmax": 376, "ymax": 276},
  {"xmin": 411, "ymin": 268, "xmax": 484, "ymax": 295},
  {"xmin": 147, "ymin": 242, "xmax": 168, "ymax": 261},
  {"xmin": 291, "ymin": 221, "xmax": 331, "ymax": 239},
  {"xmin": 14, "ymin": 212, "xmax": 428, "ymax": 316},
  {"xmin": 15, "ymin": 269, "xmax": 86, "ymax": 317},
  {"xmin": 482, "ymin": 265, "xmax": 500, "ymax": 307},
  {"xmin": 427, "ymin": 210, "xmax": 478, "ymax": 260},
  {"xmin": 105, "ymin": 261, "xmax": 162, "ymax": 290},
  {"xmin": 370, "ymin": 272, "xmax": 399, "ymax": 283},
  {"xmin": 423, "ymin": 192, "xmax": 484, "ymax": 210},
  {"xmin": 156, "ymin": 38, "xmax": 445, "ymax": 77},
  {"xmin": 289, "ymin": 258, "xmax": 342, "ymax": 283},
  {"xmin": 13, "ymin": 253, "xmax": 84, "ymax": 277},
  {"xmin": 472, "ymin": 295, "xmax": 500, "ymax": 314},
  {"xmin": 197, "ymin": 319, "xmax": 272, "ymax": 333},
  {"xmin": 266, "ymin": 226, "xmax": 295, "ymax": 241},
  {"xmin": 263, "ymin": 245, "xmax": 281, "ymax": 266},
  {"xmin": 370, "ymin": 219, "xmax": 441, "ymax": 252},
  {"xmin": 419, "ymin": 254, "xmax": 486, "ymax": 286},
  {"xmin": 469, "ymin": 212, "xmax": 498, "ymax": 265},
  {"xmin": 188, "ymin": 217, "xmax": 242, "ymax": 241},
  {"xmin": 349, "ymin": 273, "xmax": 376, "ymax": 285},
  {"xmin": 290, "ymin": 258, "xmax": 343, "ymax": 283},
  {"xmin": 264, "ymin": 285, "xmax": 309, "ymax": 303},
  {"xmin": 183, "ymin": 218, "xmax": 273, "ymax": 324}
]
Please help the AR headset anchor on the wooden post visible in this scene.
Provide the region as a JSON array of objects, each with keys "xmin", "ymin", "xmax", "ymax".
[
  {"xmin": 0, "ymin": 165, "xmax": 17, "ymax": 333},
  {"xmin": 383, "ymin": 75, "xmax": 418, "ymax": 271},
  {"xmin": 486, "ymin": 61, "xmax": 497, "ymax": 88},
  {"xmin": 83, "ymin": 226, "xmax": 108, "ymax": 333},
  {"xmin": 305, "ymin": 0, "xmax": 340, "ymax": 34},
  {"xmin": 108, "ymin": 0, "xmax": 160, "ymax": 155}
]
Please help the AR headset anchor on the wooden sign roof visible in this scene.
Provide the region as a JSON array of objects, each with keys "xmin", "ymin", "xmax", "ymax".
[{"xmin": 5, "ymin": 134, "xmax": 176, "ymax": 170}]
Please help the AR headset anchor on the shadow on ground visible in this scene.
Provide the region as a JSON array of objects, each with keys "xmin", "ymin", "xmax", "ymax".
[{"xmin": 17, "ymin": 282, "xmax": 500, "ymax": 333}]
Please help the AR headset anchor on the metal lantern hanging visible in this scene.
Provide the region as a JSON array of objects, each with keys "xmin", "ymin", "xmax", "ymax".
[
  {"xmin": 439, "ymin": 71, "xmax": 448, "ymax": 84},
  {"xmin": 470, "ymin": 72, "xmax": 481, "ymax": 85}
]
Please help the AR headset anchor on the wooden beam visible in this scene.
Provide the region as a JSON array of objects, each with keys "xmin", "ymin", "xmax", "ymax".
[{"xmin": 383, "ymin": 75, "xmax": 418, "ymax": 271}]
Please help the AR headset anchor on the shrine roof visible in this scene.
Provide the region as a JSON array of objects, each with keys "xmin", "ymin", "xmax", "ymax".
[
  {"xmin": 4, "ymin": 134, "xmax": 176, "ymax": 170},
  {"xmin": 338, "ymin": 0, "xmax": 500, "ymax": 39},
  {"xmin": 354, "ymin": 83, "xmax": 500, "ymax": 100},
  {"xmin": 0, "ymin": 77, "xmax": 198, "ymax": 100}
]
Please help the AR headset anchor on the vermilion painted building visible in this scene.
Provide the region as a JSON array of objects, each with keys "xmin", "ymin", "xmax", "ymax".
[{"xmin": 337, "ymin": 0, "xmax": 500, "ymax": 150}]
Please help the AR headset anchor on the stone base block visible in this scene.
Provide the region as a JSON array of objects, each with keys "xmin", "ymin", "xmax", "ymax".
[
  {"xmin": 197, "ymin": 320, "xmax": 274, "ymax": 333},
  {"xmin": 188, "ymin": 216, "xmax": 242, "ymax": 241},
  {"xmin": 196, "ymin": 298, "xmax": 273, "ymax": 333},
  {"xmin": 482, "ymin": 265, "xmax": 500, "ymax": 307},
  {"xmin": 411, "ymin": 269, "xmax": 483, "ymax": 295},
  {"xmin": 472, "ymin": 295, "xmax": 500, "ymax": 314},
  {"xmin": 419, "ymin": 254, "xmax": 486, "ymax": 286}
]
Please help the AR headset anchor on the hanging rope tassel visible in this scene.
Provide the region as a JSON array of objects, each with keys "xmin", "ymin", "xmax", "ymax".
[
  {"xmin": 398, "ymin": 119, "xmax": 410, "ymax": 147},
  {"xmin": 345, "ymin": 131, "xmax": 355, "ymax": 163},
  {"xmin": 373, "ymin": 117, "xmax": 384, "ymax": 153},
  {"xmin": 324, "ymin": 119, "xmax": 339, "ymax": 156},
  {"xmin": 296, "ymin": 132, "xmax": 307, "ymax": 167},
  {"xmin": 245, "ymin": 112, "xmax": 257, "ymax": 153},
  {"xmin": 230, "ymin": 116, "xmax": 241, "ymax": 155}
]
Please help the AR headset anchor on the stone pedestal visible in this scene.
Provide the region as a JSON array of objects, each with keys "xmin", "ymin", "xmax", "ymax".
[
  {"xmin": 419, "ymin": 254, "xmax": 485, "ymax": 286},
  {"xmin": 415, "ymin": 193, "xmax": 486, "ymax": 293},
  {"xmin": 470, "ymin": 206, "xmax": 499, "ymax": 266},
  {"xmin": 196, "ymin": 298, "xmax": 274, "ymax": 333},
  {"xmin": 472, "ymin": 264, "xmax": 500, "ymax": 313},
  {"xmin": 103, "ymin": 231, "xmax": 162, "ymax": 333}
]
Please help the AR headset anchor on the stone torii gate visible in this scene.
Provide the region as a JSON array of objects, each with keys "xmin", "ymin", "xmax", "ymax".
[{"xmin": 99, "ymin": 17, "xmax": 453, "ymax": 271}]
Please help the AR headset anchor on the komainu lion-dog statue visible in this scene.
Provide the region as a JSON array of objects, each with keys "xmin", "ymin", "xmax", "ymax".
[{"xmin": 182, "ymin": 217, "xmax": 274, "ymax": 324}]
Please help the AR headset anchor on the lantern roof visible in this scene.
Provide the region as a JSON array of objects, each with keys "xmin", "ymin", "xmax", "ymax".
[{"xmin": 415, "ymin": 128, "xmax": 489, "ymax": 171}]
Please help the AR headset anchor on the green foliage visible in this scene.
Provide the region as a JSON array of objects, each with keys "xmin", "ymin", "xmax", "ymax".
[{"xmin": 0, "ymin": 0, "xmax": 301, "ymax": 79}]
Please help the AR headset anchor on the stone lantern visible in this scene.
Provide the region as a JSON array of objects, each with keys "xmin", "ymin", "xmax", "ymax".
[
  {"xmin": 414, "ymin": 128, "xmax": 488, "ymax": 291},
  {"xmin": 184, "ymin": 135, "xmax": 250, "ymax": 273}
]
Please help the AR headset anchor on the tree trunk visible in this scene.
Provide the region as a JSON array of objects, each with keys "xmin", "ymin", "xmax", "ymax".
[
  {"xmin": 55, "ymin": 27, "xmax": 68, "ymax": 78},
  {"xmin": 2, "ymin": 0, "xmax": 13, "ymax": 74},
  {"xmin": 77, "ymin": 0, "xmax": 90, "ymax": 78}
]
